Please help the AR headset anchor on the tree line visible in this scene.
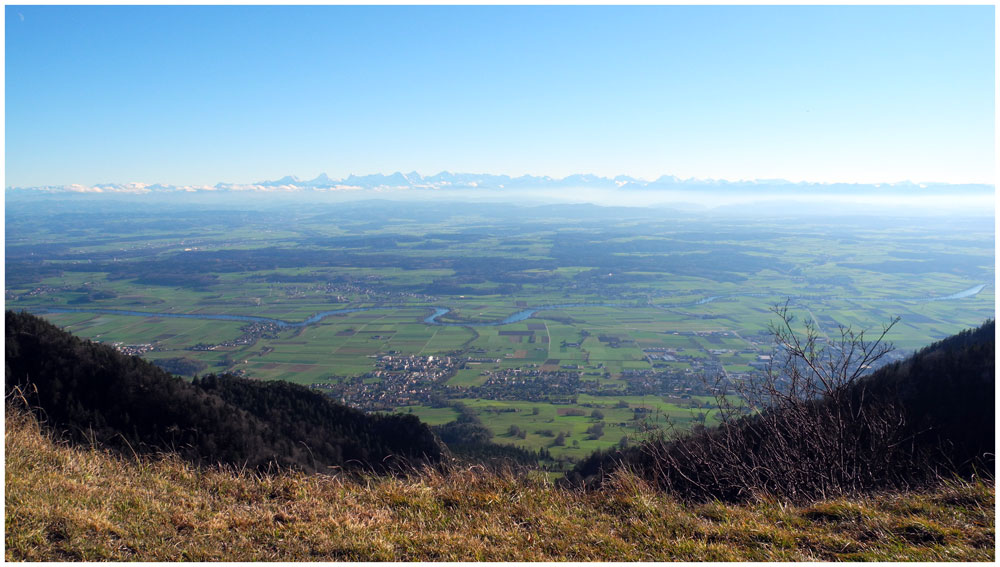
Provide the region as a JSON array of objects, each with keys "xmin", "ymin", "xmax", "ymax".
[{"xmin": 5, "ymin": 310, "xmax": 442, "ymax": 474}]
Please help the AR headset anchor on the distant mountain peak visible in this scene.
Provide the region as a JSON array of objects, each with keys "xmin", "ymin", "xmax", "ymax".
[
  {"xmin": 256, "ymin": 174, "xmax": 301, "ymax": 187},
  {"xmin": 6, "ymin": 172, "xmax": 994, "ymax": 194}
]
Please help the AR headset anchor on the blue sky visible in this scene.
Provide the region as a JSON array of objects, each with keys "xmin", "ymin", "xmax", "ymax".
[{"xmin": 4, "ymin": 5, "xmax": 995, "ymax": 187}]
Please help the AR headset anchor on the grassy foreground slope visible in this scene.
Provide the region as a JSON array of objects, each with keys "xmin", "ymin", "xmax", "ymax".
[{"xmin": 6, "ymin": 406, "xmax": 993, "ymax": 561}]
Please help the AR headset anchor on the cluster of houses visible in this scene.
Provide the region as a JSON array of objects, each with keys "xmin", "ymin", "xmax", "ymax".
[
  {"xmin": 111, "ymin": 342, "xmax": 158, "ymax": 356},
  {"xmin": 618, "ymin": 368, "xmax": 720, "ymax": 397},
  {"xmin": 6, "ymin": 285, "xmax": 59, "ymax": 300},
  {"xmin": 188, "ymin": 321, "xmax": 283, "ymax": 351},
  {"xmin": 465, "ymin": 368, "xmax": 582, "ymax": 402},
  {"xmin": 279, "ymin": 280, "xmax": 437, "ymax": 304},
  {"xmin": 315, "ymin": 353, "xmax": 459, "ymax": 411}
]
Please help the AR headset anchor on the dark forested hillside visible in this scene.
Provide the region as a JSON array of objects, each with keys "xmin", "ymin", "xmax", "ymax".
[
  {"xmin": 194, "ymin": 374, "xmax": 440, "ymax": 470},
  {"xmin": 5, "ymin": 310, "xmax": 441, "ymax": 473},
  {"xmin": 568, "ymin": 320, "xmax": 995, "ymax": 501},
  {"xmin": 855, "ymin": 320, "xmax": 995, "ymax": 478}
]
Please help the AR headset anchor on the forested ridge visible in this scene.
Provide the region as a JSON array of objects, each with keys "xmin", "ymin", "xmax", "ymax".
[
  {"xmin": 567, "ymin": 319, "xmax": 995, "ymax": 501},
  {"xmin": 5, "ymin": 310, "xmax": 441, "ymax": 473}
]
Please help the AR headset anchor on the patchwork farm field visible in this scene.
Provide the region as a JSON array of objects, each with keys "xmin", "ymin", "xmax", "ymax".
[{"xmin": 7, "ymin": 196, "xmax": 994, "ymax": 466}]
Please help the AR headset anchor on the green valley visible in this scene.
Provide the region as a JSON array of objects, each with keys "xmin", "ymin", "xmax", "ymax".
[{"xmin": 6, "ymin": 195, "xmax": 994, "ymax": 468}]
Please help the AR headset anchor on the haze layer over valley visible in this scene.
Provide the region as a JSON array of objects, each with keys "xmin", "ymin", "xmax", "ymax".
[
  {"xmin": 8, "ymin": 171, "xmax": 994, "ymax": 217},
  {"xmin": 7, "ymin": 183, "xmax": 993, "ymax": 469}
]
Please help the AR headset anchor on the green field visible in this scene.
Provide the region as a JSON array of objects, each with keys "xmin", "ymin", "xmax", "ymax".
[{"xmin": 7, "ymin": 198, "xmax": 993, "ymax": 466}]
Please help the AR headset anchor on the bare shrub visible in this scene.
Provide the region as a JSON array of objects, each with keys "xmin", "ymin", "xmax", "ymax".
[{"xmin": 642, "ymin": 302, "xmax": 906, "ymax": 502}]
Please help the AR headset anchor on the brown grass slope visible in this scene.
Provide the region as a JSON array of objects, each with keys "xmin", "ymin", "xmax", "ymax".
[{"xmin": 6, "ymin": 406, "xmax": 994, "ymax": 561}]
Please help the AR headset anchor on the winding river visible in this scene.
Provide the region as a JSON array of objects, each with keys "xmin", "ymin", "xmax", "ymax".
[
  {"xmin": 28, "ymin": 284, "xmax": 987, "ymax": 329},
  {"xmin": 689, "ymin": 283, "xmax": 987, "ymax": 307}
]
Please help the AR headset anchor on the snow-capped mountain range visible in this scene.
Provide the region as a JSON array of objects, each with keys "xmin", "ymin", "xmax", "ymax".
[{"xmin": 6, "ymin": 172, "xmax": 992, "ymax": 194}]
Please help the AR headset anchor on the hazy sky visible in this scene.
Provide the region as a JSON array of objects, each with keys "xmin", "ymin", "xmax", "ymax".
[{"xmin": 5, "ymin": 5, "xmax": 995, "ymax": 187}]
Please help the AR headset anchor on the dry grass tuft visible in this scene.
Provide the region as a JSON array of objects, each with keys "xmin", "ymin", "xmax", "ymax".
[{"xmin": 5, "ymin": 405, "xmax": 994, "ymax": 561}]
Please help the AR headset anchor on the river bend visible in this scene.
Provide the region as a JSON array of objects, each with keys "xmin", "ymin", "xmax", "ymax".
[{"xmin": 29, "ymin": 284, "xmax": 987, "ymax": 329}]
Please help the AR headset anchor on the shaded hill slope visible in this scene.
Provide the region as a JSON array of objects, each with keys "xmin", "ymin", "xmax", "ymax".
[
  {"xmin": 5, "ymin": 310, "xmax": 441, "ymax": 473},
  {"xmin": 568, "ymin": 320, "xmax": 994, "ymax": 501},
  {"xmin": 857, "ymin": 320, "xmax": 994, "ymax": 477}
]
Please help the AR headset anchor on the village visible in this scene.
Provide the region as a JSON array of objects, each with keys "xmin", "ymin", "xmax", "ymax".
[
  {"xmin": 188, "ymin": 321, "xmax": 283, "ymax": 351},
  {"xmin": 313, "ymin": 353, "xmax": 460, "ymax": 411},
  {"xmin": 275, "ymin": 278, "xmax": 438, "ymax": 304},
  {"xmin": 311, "ymin": 342, "xmax": 753, "ymax": 409}
]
